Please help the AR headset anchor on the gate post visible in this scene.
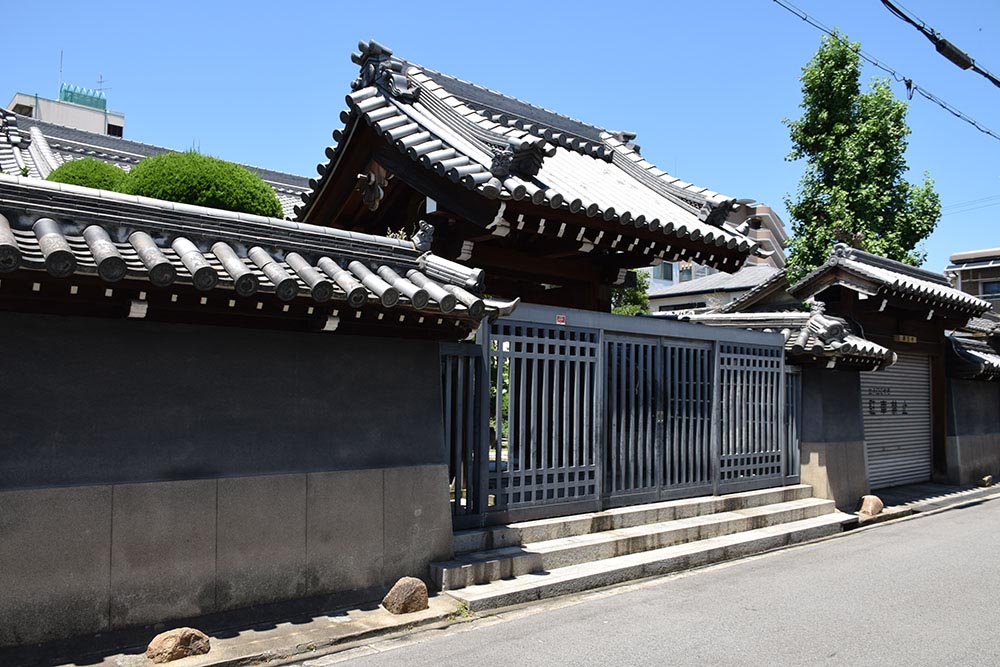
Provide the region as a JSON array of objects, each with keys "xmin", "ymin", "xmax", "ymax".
[
  {"xmin": 777, "ymin": 349, "xmax": 787, "ymax": 487},
  {"xmin": 710, "ymin": 340, "xmax": 721, "ymax": 496},
  {"xmin": 595, "ymin": 328, "xmax": 606, "ymax": 509},
  {"xmin": 475, "ymin": 324, "xmax": 492, "ymax": 525}
]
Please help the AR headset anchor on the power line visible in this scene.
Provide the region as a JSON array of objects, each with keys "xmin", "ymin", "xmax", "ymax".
[
  {"xmin": 942, "ymin": 193, "xmax": 1000, "ymax": 211},
  {"xmin": 771, "ymin": 0, "xmax": 1000, "ymax": 143},
  {"xmin": 942, "ymin": 200, "xmax": 1000, "ymax": 217},
  {"xmin": 878, "ymin": 0, "xmax": 1000, "ymax": 90}
]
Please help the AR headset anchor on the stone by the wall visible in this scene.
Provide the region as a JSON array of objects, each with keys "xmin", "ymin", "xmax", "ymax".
[
  {"xmin": 979, "ymin": 475, "xmax": 994, "ymax": 488},
  {"xmin": 859, "ymin": 495, "xmax": 884, "ymax": 516},
  {"xmin": 382, "ymin": 577, "xmax": 428, "ymax": 614},
  {"xmin": 146, "ymin": 627, "xmax": 210, "ymax": 663},
  {"xmin": 799, "ymin": 440, "xmax": 869, "ymax": 511}
]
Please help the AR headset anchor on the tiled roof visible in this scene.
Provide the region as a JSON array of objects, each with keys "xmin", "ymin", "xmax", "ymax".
[
  {"xmin": 0, "ymin": 174, "xmax": 516, "ymax": 328},
  {"xmin": 949, "ymin": 335, "xmax": 1000, "ymax": 381},
  {"xmin": 298, "ymin": 40, "xmax": 763, "ymax": 271},
  {"xmin": 0, "ymin": 110, "xmax": 310, "ymax": 219},
  {"xmin": 791, "ymin": 244, "xmax": 991, "ymax": 317},
  {"xmin": 648, "ymin": 266, "xmax": 779, "ymax": 299},
  {"xmin": 962, "ymin": 314, "xmax": 1000, "ymax": 336},
  {"xmin": 715, "ymin": 268, "xmax": 791, "ymax": 313},
  {"xmin": 676, "ymin": 308, "xmax": 896, "ymax": 370}
]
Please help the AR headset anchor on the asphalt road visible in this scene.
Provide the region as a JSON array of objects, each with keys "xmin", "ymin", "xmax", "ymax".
[{"xmin": 301, "ymin": 499, "xmax": 1000, "ymax": 667}]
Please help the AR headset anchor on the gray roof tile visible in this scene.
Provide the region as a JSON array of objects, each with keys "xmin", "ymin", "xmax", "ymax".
[
  {"xmin": 649, "ymin": 266, "xmax": 780, "ymax": 298},
  {"xmin": 297, "ymin": 41, "xmax": 763, "ymax": 271},
  {"xmin": 0, "ymin": 174, "xmax": 516, "ymax": 324},
  {"xmin": 792, "ymin": 244, "xmax": 991, "ymax": 316}
]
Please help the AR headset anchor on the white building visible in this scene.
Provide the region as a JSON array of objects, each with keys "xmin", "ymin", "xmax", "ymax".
[{"xmin": 8, "ymin": 84, "xmax": 125, "ymax": 137}]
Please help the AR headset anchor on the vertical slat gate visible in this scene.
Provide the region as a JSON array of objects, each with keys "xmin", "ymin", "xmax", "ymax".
[
  {"xmin": 661, "ymin": 341, "xmax": 714, "ymax": 497},
  {"xmin": 605, "ymin": 336, "xmax": 659, "ymax": 499},
  {"xmin": 489, "ymin": 322, "xmax": 600, "ymax": 510},
  {"xmin": 442, "ymin": 306, "xmax": 792, "ymax": 526},
  {"xmin": 717, "ymin": 343, "xmax": 787, "ymax": 493},
  {"xmin": 785, "ymin": 367, "xmax": 802, "ymax": 482},
  {"xmin": 440, "ymin": 342, "xmax": 488, "ymax": 527}
]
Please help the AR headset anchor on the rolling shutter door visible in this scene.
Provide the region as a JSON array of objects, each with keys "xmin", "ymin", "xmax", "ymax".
[{"xmin": 860, "ymin": 353, "xmax": 932, "ymax": 489}]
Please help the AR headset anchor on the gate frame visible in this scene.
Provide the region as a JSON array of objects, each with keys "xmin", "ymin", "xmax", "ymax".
[{"xmin": 443, "ymin": 303, "xmax": 798, "ymax": 528}]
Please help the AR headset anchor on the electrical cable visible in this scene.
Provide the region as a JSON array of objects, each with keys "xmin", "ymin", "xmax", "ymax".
[
  {"xmin": 878, "ymin": 0, "xmax": 1000, "ymax": 90},
  {"xmin": 772, "ymin": 0, "xmax": 1000, "ymax": 143}
]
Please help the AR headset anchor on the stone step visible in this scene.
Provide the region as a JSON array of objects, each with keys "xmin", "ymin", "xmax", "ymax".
[
  {"xmin": 434, "ymin": 497, "xmax": 835, "ymax": 590},
  {"xmin": 453, "ymin": 484, "xmax": 814, "ymax": 554},
  {"xmin": 447, "ymin": 511, "xmax": 854, "ymax": 611}
]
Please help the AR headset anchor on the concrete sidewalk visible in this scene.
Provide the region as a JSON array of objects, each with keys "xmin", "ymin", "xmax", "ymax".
[
  {"xmin": 29, "ymin": 597, "xmax": 461, "ymax": 667},
  {"xmin": 855, "ymin": 481, "xmax": 1000, "ymax": 525}
]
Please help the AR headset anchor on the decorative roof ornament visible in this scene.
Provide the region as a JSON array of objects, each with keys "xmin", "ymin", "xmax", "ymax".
[
  {"xmin": 351, "ymin": 40, "xmax": 419, "ymax": 102},
  {"xmin": 356, "ymin": 170, "xmax": 388, "ymax": 211},
  {"xmin": 412, "ymin": 220, "xmax": 434, "ymax": 252},
  {"xmin": 490, "ymin": 138, "xmax": 554, "ymax": 179},
  {"xmin": 698, "ymin": 198, "xmax": 737, "ymax": 228},
  {"xmin": 490, "ymin": 149, "xmax": 514, "ymax": 178}
]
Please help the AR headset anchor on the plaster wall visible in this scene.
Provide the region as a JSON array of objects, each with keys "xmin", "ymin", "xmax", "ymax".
[
  {"xmin": 945, "ymin": 379, "xmax": 1000, "ymax": 485},
  {"xmin": 0, "ymin": 312, "xmax": 453, "ymax": 647},
  {"xmin": 797, "ymin": 367, "xmax": 869, "ymax": 509},
  {"xmin": 0, "ymin": 312, "xmax": 445, "ymax": 489},
  {"xmin": 0, "ymin": 467, "xmax": 452, "ymax": 647}
]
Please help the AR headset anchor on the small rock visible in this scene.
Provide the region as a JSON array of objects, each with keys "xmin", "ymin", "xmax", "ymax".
[
  {"xmin": 859, "ymin": 495, "xmax": 884, "ymax": 516},
  {"xmin": 145, "ymin": 627, "xmax": 211, "ymax": 664},
  {"xmin": 382, "ymin": 576, "xmax": 429, "ymax": 615},
  {"xmin": 979, "ymin": 475, "xmax": 994, "ymax": 488}
]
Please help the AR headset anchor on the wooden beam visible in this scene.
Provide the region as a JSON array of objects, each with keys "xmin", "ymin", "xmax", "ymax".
[{"xmin": 371, "ymin": 135, "xmax": 500, "ymax": 228}]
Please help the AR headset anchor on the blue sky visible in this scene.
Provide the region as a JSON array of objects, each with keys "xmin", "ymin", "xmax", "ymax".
[{"xmin": 5, "ymin": 0, "xmax": 998, "ymax": 272}]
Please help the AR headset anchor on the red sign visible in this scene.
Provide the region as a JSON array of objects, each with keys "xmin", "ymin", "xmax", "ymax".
[{"xmin": 555, "ymin": 314, "xmax": 567, "ymax": 325}]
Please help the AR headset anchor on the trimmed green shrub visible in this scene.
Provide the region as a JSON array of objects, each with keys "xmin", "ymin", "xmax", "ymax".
[
  {"xmin": 47, "ymin": 158, "xmax": 127, "ymax": 191},
  {"xmin": 122, "ymin": 151, "xmax": 283, "ymax": 218}
]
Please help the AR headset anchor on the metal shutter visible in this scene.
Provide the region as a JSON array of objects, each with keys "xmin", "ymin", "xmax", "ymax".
[{"xmin": 860, "ymin": 353, "xmax": 932, "ymax": 489}]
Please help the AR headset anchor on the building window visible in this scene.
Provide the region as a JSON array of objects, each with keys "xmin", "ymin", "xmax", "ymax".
[
  {"xmin": 107, "ymin": 124, "xmax": 124, "ymax": 137},
  {"xmin": 11, "ymin": 104, "xmax": 33, "ymax": 117},
  {"xmin": 651, "ymin": 263, "xmax": 674, "ymax": 281},
  {"xmin": 983, "ymin": 281, "xmax": 1000, "ymax": 296}
]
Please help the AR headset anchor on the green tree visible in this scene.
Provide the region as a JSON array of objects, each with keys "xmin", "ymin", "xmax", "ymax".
[
  {"xmin": 611, "ymin": 270, "xmax": 650, "ymax": 316},
  {"xmin": 122, "ymin": 151, "xmax": 283, "ymax": 218},
  {"xmin": 47, "ymin": 158, "xmax": 127, "ymax": 192},
  {"xmin": 783, "ymin": 32, "xmax": 940, "ymax": 282}
]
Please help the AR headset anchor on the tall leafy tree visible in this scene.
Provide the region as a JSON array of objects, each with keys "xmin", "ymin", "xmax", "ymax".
[
  {"xmin": 783, "ymin": 32, "xmax": 941, "ymax": 282},
  {"xmin": 612, "ymin": 270, "xmax": 650, "ymax": 316}
]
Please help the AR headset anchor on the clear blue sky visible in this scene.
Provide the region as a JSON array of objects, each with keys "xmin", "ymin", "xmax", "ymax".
[{"xmin": 6, "ymin": 0, "xmax": 999, "ymax": 272}]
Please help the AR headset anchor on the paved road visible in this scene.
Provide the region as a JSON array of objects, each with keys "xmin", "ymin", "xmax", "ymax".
[{"xmin": 302, "ymin": 500, "xmax": 1000, "ymax": 667}]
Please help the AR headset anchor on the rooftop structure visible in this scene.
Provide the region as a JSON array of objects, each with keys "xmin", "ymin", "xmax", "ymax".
[
  {"xmin": 793, "ymin": 244, "xmax": 990, "ymax": 320},
  {"xmin": 648, "ymin": 265, "xmax": 781, "ymax": 313},
  {"xmin": 946, "ymin": 246, "xmax": 1000, "ymax": 307},
  {"xmin": 297, "ymin": 40, "xmax": 768, "ymax": 311},
  {"xmin": 8, "ymin": 87, "xmax": 125, "ymax": 137},
  {"xmin": 675, "ymin": 306, "xmax": 896, "ymax": 371},
  {"xmin": 0, "ymin": 173, "xmax": 514, "ymax": 339}
]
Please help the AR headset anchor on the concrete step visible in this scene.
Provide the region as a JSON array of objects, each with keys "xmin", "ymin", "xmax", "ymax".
[
  {"xmin": 453, "ymin": 484, "xmax": 814, "ymax": 554},
  {"xmin": 447, "ymin": 511, "xmax": 854, "ymax": 611},
  {"xmin": 434, "ymin": 497, "xmax": 835, "ymax": 590}
]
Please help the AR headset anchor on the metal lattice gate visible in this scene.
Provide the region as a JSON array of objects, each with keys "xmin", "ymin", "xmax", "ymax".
[
  {"xmin": 605, "ymin": 337, "xmax": 715, "ymax": 503},
  {"xmin": 442, "ymin": 305, "xmax": 799, "ymax": 526},
  {"xmin": 488, "ymin": 322, "xmax": 600, "ymax": 512},
  {"xmin": 717, "ymin": 343, "xmax": 787, "ymax": 493}
]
